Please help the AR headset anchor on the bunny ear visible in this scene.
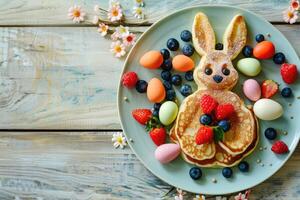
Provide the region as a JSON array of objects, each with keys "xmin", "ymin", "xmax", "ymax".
[
  {"xmin": 223, "ymin": 15, "xmax": 247, "ymax": 60},
  {"xmin": 192, "ymin": 12, "xmax": 216, "ymax": 56}
]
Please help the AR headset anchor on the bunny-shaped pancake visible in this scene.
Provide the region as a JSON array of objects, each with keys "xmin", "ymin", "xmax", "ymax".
[{"xmin": 172, "ymin": 13, "xmax": 258, "ymax": 167}]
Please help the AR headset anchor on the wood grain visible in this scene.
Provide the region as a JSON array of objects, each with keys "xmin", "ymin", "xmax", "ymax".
[
  {"xmin": 0, "ymin": 25, "xmax": 299, "ymax": 129},
  {"xmin": 0, "ymin": 0, "xmax": 292, "ymax": 26},
  {"xmin": 0, "ymin": 131, "xmax": 297, "ymax": 199}
]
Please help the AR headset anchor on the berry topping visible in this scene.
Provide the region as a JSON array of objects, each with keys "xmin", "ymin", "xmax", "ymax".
[
  {"xmin": 152, "ymin": 109, "xmax": 159, "ymax": 117},
  {"xmin": 195, "ymin": 126, "xmax": 214, "ymax": 145},
  {"xmin": 255, "ymin": 34, "xmax": 265, "ymax": 42},
  {"xmin": 182, "ymin": 44, "xmax": 194, "ymax": 57},
  {"xmin": 149, "ymin": 127, "xmax": 166, "ymax": 146},
  {"xmin": 153, "ymin": 103, "xmax": 161, "ymax": 111},
  {"xmin": 280, "ymin": 63, "xmax": 298, "ymax": 84},
  {"xmin": 132, "ymin": 109, "xmax": 152, "ymax": 125},
  {"xmin": 273, "ymin": 52, "xmax": 286, "ymax": 64},
  {"xmin": 215, "ymin": 104, "xmax": 235, "ymax": 120},
  {"xmin": 222, "ymin": 167, "xmax": 233, "ymax": 178},
  {"xmin": 160, "ymin": 59, "xmax": 173, "ymax": 71},
  {"xmin": 264, "ymin": 127, "xmax": 277, "ymax": 140},
  {"xmin": 200, "ymin": 94, "xmax": 218, "ymax": 114},
  {"xmin": 185, "ymin": 70, "xmax": 194, "ymax": 81},
  {"xmin": 135, "ymin": 80, "xmax": 148, "ymax": 93},
  {"xmin": 199, "ymin": 114, "xmax": 213, "ymax": 125},
  {"xmin": 271, "ymin": 140, "xmax": 289, "ymax": 154},
  {"xmin": 189, "ymin": 167, "xmax": 202, "ymax": 180},
  {"xmin": 160, "ymin": 48, "xmax": 170, "ymax": 60},
  {"xmin": 281, "ymin": 87, "xmax": 293, "ymax": 97},
  {"xmin": 238, "ymin": 161, "xmax": 249, "ymax": 172},
  {"xmin": 218, "ymin": 120, "xmax": 231, "ymax": 132},
  {"xmin": 167, "ymin": 38, "xmax": 179, "ymax": 51},
  {"xmin": 171, "ymin": 74, "xmax": 182, "ymax": 86},
  {"xmin": 261, "ymin": 80, "xmax": 278, "ymax": 98},
  {"xmin": 166, "ymin": 89, "xmax": 176, "ymax": 101},
  {"xmin": 163, "ymin": 80, "xmax": 173, "ymax": 91},
  {"xmin": 161, "ymin": 70, "xmax": 172, "ymax": 81},
  {"xmin": 242, "ymin": 45, "xmax": 253, "ymax": 57},
  {"xmin": 180, "ymin": 30, "xmax": 192, "ymax": 42},
  {"xmin": 122, "ymin": 71, "xmax": 138, "ymax": 88},
  {"xmin": 215, "ymin": 43, "xmax": 224, "ymax": 50},
  {"xmin": 180, "ymin": 84, "xmax": 192, "ymax": 97}
]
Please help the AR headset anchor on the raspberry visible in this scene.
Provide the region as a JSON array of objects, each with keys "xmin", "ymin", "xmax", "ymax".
[
  {"xmin": 200, "ymin": 94, "xmax": 218, "ymax": 114},
  {"xmin": 280, "ymin": 63, "xmax": 298, "ymax": 84},
  {"xmin": 195, "ymin": 126, "xmax": 214, "ymax": 145},
  {"xmin": 122, "ymin": 71, "xmax": 138, "ymax": 88},
  {"xmin": 271, "ymin": 140, "xmax": 289, "ymax": 154},
  {"xmin": 215, "ymin": 104, "xmax": 235, "ymax": 120}
]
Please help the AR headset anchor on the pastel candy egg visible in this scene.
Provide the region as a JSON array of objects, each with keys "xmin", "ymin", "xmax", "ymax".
[
  {"xmin": 147, "ymin": 78, "xmax": 166, "ymax": 103},
  {"xmin": 237, "ymin": 58, "xmax": 262, "ymax": 76},
  {"xmin": 243, "ymin": 79, "xmax": 261, "ymax": 101},
  {"xmin": 159, "ymin": 101, "xmax": 178, "ymax": 125},
  {"xmin": 253, "ymin": 98, "xmax": 283, "ymax": 120},
  {"xmin": 253, "ymin": 41, "xmax": 275, "ymax": 59},
  {"xmin": 172, "ymin": 54, "xmax": 195, "ymax": 72},
  {"xmin": 155, "ymin": 143, "xmax": 181, "ymax": 164},
  {"xmin": 140, "ymin": 50, "xmax": 163, "ymax": 69}
]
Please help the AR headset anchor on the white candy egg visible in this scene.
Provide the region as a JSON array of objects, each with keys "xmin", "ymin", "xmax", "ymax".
[{"xmin": 253, "ymin": 99, "xmax": 283, "ymax": 120}]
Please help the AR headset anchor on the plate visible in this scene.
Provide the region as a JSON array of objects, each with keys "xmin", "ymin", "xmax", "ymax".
[{"xmin": 118, "ymin": 5, "xmax": 300, "ymax": 195}]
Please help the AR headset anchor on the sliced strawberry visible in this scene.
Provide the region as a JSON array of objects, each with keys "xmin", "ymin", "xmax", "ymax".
[
  {"xmin": 149, "ymin": 127, "xmax": 166, "ymax": 146},
  {"xmin": 261, "ymin": 80, "xmax": 278, "ymax": 98},
  {"xmin": 132, "ymin": 109, "xmax": 152, "ymax": 125}
]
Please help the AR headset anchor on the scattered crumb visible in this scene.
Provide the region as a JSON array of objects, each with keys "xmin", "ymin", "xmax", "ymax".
[
  {"xmin": 261, "ymin": 163, "xmax": 265, "ymax": 167},
  {"xmin": 269, "ymin": 163, "xmax": 273, "ymax": 166},
  {"xmin": 259, "ymin": 147, "xmax": 263, "ymax": 151},
  {"xmin": 267, "ymin": 33, "xmax": 271, "ymax": 37},
  {"xmin": 123, "ymin": 96, "xmax": 129, "ymax": 101},
  {"xmin": 297, "ymin": 96, "xmax": 300, "ymax": 99},
  {"xmin": 288, "ymin": 103, "xmax": 292, "ymax": 107},
  {"xmin": 283, "ymin": 131, "xmax": 288, "ymax": 135},
  {"xmin": 290, "ymin": 116, "xmax": 294, "ymax": 119},
  {"xmin": 212, "ymin": 178, "xmax": 217, "ymax": 183},
  {"xmin": 256, "ymin": 159, "xmax": 261, "ymax": 163},
  {"xmin": 129, "ymin": 138, "xmax": 134, "ymax": 142},
  {"xmin": 264, "ymin": 146, "xmax": 267, "ymax": 150}
]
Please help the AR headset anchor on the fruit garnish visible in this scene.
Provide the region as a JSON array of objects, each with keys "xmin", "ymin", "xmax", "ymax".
[
  {"xmin": 189, "ymin": 167, "xmax": 202, "ymax": 180},
  {"xmin": 122, "ymin": 71, "xmax": 138, "ymax": 88},
  {"xmin": 180, "ymin": 84, "xmax": 192, "ymax": 97},
  {"xmin": 200, "ymin": 94, "xmax": 218, "ymax": 114},
  {"xmin": 222, "ymin": 167, "xmax": 233, "ymax": 178},
  {"xmin": 215, "ymin": 104, "xmax": 235, "ymax": 120},
  {"xmin": 271, "ymin": 140, "xmax": 289, "ymax": 154},
  {"xmin": 217, "ymin": 120, "xmax": 231, "ymax": 132},
  {"xmin": 261, "ymin": 80, "xmax": 278, "ymax": 98},
  {"xmin": 195, "ymin": 126, "xmax": 214, "ymax": 145},
  {"xmin": 238, "ymin": 161, "xmax": 249, "ymax": 172},
  {"xmin": 149, "ymin": 127, "xmax": 166, "ymax": 146},
  {"xmin": 280, "ymin": 63, "xmax": 298, "ymax": 84},
  {"xmin": 167, "ymin": 38, "xmax": 179, "ymax": 51},
  {"xmin": 135, "ymin": 80, "xmax": 148, "ymax": 93},
  {"xmin": 213, "ymin": 126, "xmax": 225, "ymax": 142},
  {"xmin": 264, "ymin": 127, "xmax": 277, "ymax": 140},
  {"xmin": 180, "ymin": 30, "xmax": 192, "ymax": 42},
  {"xmin": 281, "ymin": 87, "xmax": 292, "ymax": 97},
  {"xmin": 182, "ymin": 44, "xmax": 194, "ymax": 57},
  {"xmin": 273, "ymin": 52, "xmax": 286, "ymax": 64},
  {"xmin": 132, "ymin": 109, "xmax": 152, "ymax": 125},
  {"xmin": 255, "ymin": 34, "xmax": 265, "ymax": 43},
  {"xmin": 199, "ymin": 114, "xmax": 213, "ymax": 125}
]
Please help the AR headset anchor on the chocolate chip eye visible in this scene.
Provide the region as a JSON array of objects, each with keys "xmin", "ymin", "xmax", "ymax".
[
  {"xmin": 205, "ymin": 67, "xmax": 212, "ymax": 75},
  {"xmin": 222, "ymin": 68, "xmax": 230, "ymax": 76}
]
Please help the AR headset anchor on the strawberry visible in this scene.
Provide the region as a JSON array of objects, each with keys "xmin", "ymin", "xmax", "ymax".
[
  {"xmin": 200, "ymin": 94, "xmax": 218, "ymax": 114},
  {"xmin": 195, "ymin": 126, "xmax": 214, "ymax": 145},
  {"xmin": 280, "ymin": 63, "xmax": 298, "ymax": 84},
  {"xmin": 261, "ymin": 80, "xmax": 278, "ymax": 98},
  {"xmin": 132, "ymin": 109, "xmax": 152, "ymax": 125},
  {"xmin": 215, "ymin": 104, "xmax": 235, "ymax": 120},
  {"xmin": 122, "ymin": 71, "xmax": 138, "ymax": 88},
  {"xmin": 271, "ymin": 140, "xmax": 289, "ymax": 154},
  {"xmin": 149, "ymin": 127, "xmax": 166, "ymax": 146}
]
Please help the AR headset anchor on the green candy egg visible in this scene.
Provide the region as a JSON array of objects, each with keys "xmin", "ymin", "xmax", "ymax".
[
  {"xmin": 159, "ymin": 101, "xmax": 178, "ymax": 125},
  {"xmin": 237, "ymin": 58, "xmax": 262, "ymax": 77}
]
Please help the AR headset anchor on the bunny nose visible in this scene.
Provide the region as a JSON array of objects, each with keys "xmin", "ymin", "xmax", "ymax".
[{"xmin": 213, "ymin": 75, "xmax": 223, "ymax": 83}]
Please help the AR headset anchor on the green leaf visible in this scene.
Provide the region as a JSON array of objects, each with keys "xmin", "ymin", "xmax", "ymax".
[{"xmin": 213, "ymin": 126, "xmax": 224, "ymax": 142}]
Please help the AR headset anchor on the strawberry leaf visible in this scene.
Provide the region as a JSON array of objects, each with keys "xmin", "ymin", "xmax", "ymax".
[
  {"xmin": 145, "ymin": 116, "xmax": 162, "ymax": 132},
  {"xmin": 213, "ymin": 126, "xmax": 224, "ymax": 142}
]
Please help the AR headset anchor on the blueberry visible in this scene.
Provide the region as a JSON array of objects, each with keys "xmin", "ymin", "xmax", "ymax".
[
  {"xmin": 255, "ymin": 34, "xmax": 265, "ymax": 43},
  {"xmin": 171, "ymin": 74, "xmax": 182, "ymax": 86},
  {"xmin": 281, "ymin": 87, "xmax": 292, "ymax": 97},
  {"xmin": 199, "ymin": 114, "xmax": 212, "ymax": 125},
  {"xmin": 163, "ymin": 80, "xmax": 173, "ymax": 90},
  {"xmin": 189, "ymin": 167, "xmax": 202, "ymax": 180},
  {"xmin": 153, "ymin": 103, "xmax": 161, "ymax": 111},
  {"xmin": 161, "ymin": 70, "xmax": 172, "ymax": 81},
  {"xmin": 242, "ymin": 45, "xmax": 253, "ymax": 57},
  {"xmin": 182, "ymin": 44, "xmax": 194, "ymax": 57},
  {"xmin": 160, "ymin": 59, "xmax": 173, "ymax": 71},
  {"xmin": 222, "ymin": 167, "xmax": 233, "ymax": 178},
  {"xmin": 213, "ymin": 75, "xmax": 223, "ymax": 83},
  {"xmin": 273, "ymin": 52, "xmax": 286, "ymax": 64},
  {"xmin": 135, "ymin": 80, "xmax": 148, "ymax": 93},
  {"xmin": 167, "ymin": 38, "xmax": 179, "ymax": 51},
  {"xmin": 264, "ymin": 127, "xmax": 277, "ymax": 140},
  {"xmin": 160, "ymin": 48, "xmax": 170, "ymax": 60},
  {"xmin": 152, "ymin": 109, "xmax": 159, "ymax": 117},
  {"xmin": 180, "ymin": 30, "xmax": 192, "ymax": 42},
  {"xmin": 218, "ymin": 120, "xmax": 231, "ymax": 132},
  {"xmin": 166, "ymin": 89, "xmax": 176, "ymax": 101},
  {"xmin": 185, "ymin": 71, "xmax": 194, "ymax": 81},
  {"xmin": 215, "ymin": 43, "xmax": 224, "ymax": 50},
  {"xmin": 238, "ymin": 161, "xmax": 249, "ymax": 172},
  {"xmin": 180, "ymin": 84, "xmax": 193, "ymax": 97}
]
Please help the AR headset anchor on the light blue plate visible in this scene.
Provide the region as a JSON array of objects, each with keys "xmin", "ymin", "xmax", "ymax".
[{"xmin": 118, "ymin": 5, "xmax": 300, "ymax": 195}]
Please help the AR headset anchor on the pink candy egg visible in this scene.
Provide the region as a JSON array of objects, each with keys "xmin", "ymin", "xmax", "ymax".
[
  {"xmin": 243, "ymin": 79, "xmax": 261, "ymax": 101},
  {"xmin": 154, "ymin": 143, "xmax": 181, "ymax": 164}
]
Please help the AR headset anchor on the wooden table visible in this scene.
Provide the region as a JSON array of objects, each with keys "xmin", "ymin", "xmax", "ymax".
[{"xmin": 0, "ymin": 0, "xmax": 299, "ymax": 199}]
